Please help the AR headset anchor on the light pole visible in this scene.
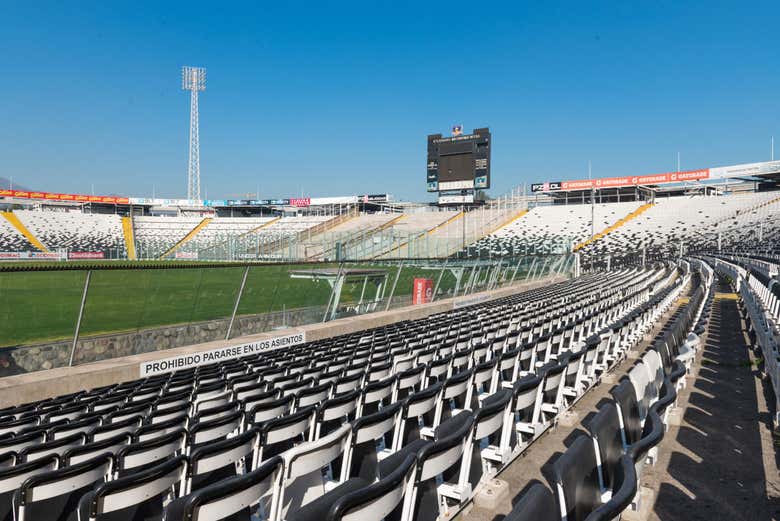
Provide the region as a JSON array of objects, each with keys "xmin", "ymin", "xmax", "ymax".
[{"xmin": 182, "ymin": 66, "xmax": 206, "ymax": 200}]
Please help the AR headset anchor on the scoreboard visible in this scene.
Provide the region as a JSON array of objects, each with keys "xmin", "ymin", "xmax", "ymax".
[{"xmin": 427, "ymin": 127, "xmax": 491, "ymax": 192}]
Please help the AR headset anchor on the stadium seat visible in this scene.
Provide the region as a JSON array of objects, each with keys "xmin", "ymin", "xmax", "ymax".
[
  {"xmin": 78, "ymin": 456, "xmax": 187, "ymax": 521},
  {"xmin": 12, "ymin": 452, "xmax": 112, "ymax": 521},
  {"xmin": 505, "ymin": 483, "xmax": 558, "ymax": 521},
  {"xmin": 162, "ymin": 455, "xmax": 283, "ymax": 521},
  {"xmin": 0, "ymin": 455, "xmax": 58, "ymax": 521}
]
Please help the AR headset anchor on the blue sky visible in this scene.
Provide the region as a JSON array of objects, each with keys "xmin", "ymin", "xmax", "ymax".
[{"xmin": 1, "ymin": 1, "xmax": 778, "ymax": 201}]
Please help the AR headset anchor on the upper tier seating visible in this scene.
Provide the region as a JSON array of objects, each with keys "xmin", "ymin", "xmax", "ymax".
[{"xmin": 0, "ymin": 261, "xmax": 699, "ymax": 521}]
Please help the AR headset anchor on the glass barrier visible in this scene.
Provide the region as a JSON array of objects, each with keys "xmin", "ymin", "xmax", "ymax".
[{"xmin": 0, "ymin": 253, "xmax": 573, "ymax": 376}]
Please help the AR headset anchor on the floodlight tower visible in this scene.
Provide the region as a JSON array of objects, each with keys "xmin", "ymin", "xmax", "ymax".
[{"xmin": 182, "ymin": 66, "xmax": 206, "ymax": 200}]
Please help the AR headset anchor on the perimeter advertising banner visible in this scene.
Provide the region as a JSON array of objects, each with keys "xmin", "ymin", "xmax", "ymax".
[
  {"xmin": 0, "ymin": 189, "xmax": 129, "ymax": 204},
  {"xmin": 68, "ymin": 252, "xmax": 105, "ymax": 260},
  {"xmin": 412, "ymin": 278, "xmax": 434, "ymax": 304},
  {"xmin": 0, "ymin": 251, "xmax": 67, "ymax": 260},
  {"xmin": 532, "ymin": 169, "xmax": 710, "ymax": 192}
]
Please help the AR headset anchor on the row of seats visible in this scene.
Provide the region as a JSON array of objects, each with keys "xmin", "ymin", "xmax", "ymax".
[
  {"xmin": 0, "ymin": 266, "xmax": 680, "ymax": 521},
  {"xmin": 506, "ymin": 259, "xmax": 715, "ymax": 521}
]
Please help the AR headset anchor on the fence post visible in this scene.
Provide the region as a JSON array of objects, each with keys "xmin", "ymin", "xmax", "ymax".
[
  {"xmin": 68, "ymin": 270, "xmax": 92, "ymax": 367},
  {"xmin": 226, "ymin": 265, "xmax": 250, "ymax": 340},
  {"xmin": 432, "ymin": 258, "xmax": 448, "ymax": 301},
  {"xmin": 385, "ymin": 262, "xmax": 404, "ymax": 311}
]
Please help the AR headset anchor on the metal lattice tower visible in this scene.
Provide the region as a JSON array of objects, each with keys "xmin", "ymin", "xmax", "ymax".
[{"xmin": 182, "ymin": 66, "xmax": 206, "ymax": 200}]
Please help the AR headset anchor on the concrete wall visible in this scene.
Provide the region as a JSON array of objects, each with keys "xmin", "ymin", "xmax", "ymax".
[{"xmin": 0, "ymin": 275, "xmax": 563, "ymax": 408}]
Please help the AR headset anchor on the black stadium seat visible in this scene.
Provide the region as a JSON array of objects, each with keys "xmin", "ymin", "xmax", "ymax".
[
  {"xmin": 162, "ymin": 456, "xmax": 283, "ymax": 521},
  {"xmin": 506, "ymin": 483, "xmax": 558, "ymax": 521},
  {"xmin": 12, "ymin": 452, "xmax": 112, "ymax": 521},
  {"xmin": 0, "ymin": 455, "xmax": 58, "ymax": 521},
  {"xmin": 78, "ymin": 456, "xmax": 188, "ymax": 521}
]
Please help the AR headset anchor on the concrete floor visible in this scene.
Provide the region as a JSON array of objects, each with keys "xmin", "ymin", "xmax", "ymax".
[
  {"xmin": 643, "ymin": 276, "xmax": 780, "ymax": 521},
  {"xmin": 459, "ymin": 275, "xmax": 780, "ymax": 521}
]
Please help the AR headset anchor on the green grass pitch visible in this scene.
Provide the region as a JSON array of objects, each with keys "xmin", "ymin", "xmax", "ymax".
[{"xmin": 0, "ymin": 263, "xmax": 464, "ymax": 347}]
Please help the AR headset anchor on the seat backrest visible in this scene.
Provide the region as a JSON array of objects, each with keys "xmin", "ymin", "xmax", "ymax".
[
  {"xmin": 344, "ymin": 403, "xmax": 402, "ymax": 480},
  {"xmin": 610, "ymin": 378, "xmax": 642, "ymax": 446},
  {"xmin": 90, "ymin": 415, "xmax": 142, "ymax": 442},
  {"xmin": 78, "ymin": 455, "xmax": 187, "ymax": 521},
  {"xmin": 13, "ymin": 453, "xmax": 111, "ymax": 521},
  {"xmin": 0, "ymin": 429, "xmax": 46, "ymax": 455},
  {"xmin": 0, "ymin": 455, "xmax": 58, "ymax": 521},
  {"xmin": 116, "ymin": 428, "xmax": 186, "ymax": 476},
  {"xmin": 403, "ymin": 383, "xmax": 442, "ymax": 420},
  {"xmin": 162, "ymin": 456, "xmax": 283, "ymax": 521},
  {"xmin": 0, "ymin": 451, "xmax": 15, "ymax": 468},
  {"xmin": 586, "ymin": 403, "xmax": 624, "ymax": 493},
  {"xmin": 552, "ymin": 435, "xmax": 601, "ymax": 521},
  {"xmin": 47, "ymin": 415, "xmax": 102, "ymax": 441},
  {"xmin": 296, "ymin": 383, "xmax": 332, "ymax": 409},
  {"xmin": 63, "ymin": 433, "xmax": 132, "ymax": 466},
  {"xmin": 505, "ymin": 483, "xmax": 559, "ymax": 521},
  {"xmin": 255, "ymin": 407, "xmax": 315, "ymax": 464},
  {"xmin": 187, "ymin": 428, "xmax": 258, "ymax": 494},
  {"xmin": 188, "ymin": 410, "xmax": 242, "ymax": 448},
  {"xmin": 19, "ymin": 432, "xmax": 86, "ymax": 463},
  {"xmin": 315, "ymin": 391, "xmax": 360, "ymax": 438},
  {"xmin": 359, "ymin": 376, "xmax": 395, "ymax": 415},
  {"xmin": 327, "ymin": 453, "xmax": 417, "ymax": 521},
  {"xmin": 278, "ymin": 424, "xmax": 352, "ymax": 520},
  {"xmin": 474, "ymin": 390, "xmax": 512, "ymax": 441},
  {"xmin": 247, "ymin": 395, "xmax": 293, "ymax": 426}
]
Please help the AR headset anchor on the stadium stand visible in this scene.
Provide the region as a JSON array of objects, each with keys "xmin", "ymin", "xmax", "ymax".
[
  {"xmin": 469, "ymin": 201, "xmax": 644, "ymax": 256},
  {"xmin": 462, "ymin": 190, "xmax": 780, "ymax": 262},
  {"xmin": 0, "ymin": 213, "xmax": 36, "ymax": 252},
  {"xmin": 0, "ymin": 261, "xmax": 706, "ymax": 521},
  {"xmin": 133, "ymin": 216, "xmax": 213, "ymax": 259},
  {"xmin": 580, "ymin": 191, "xmax": 780, "ymax": 261},
  {"xmin": 14, "ymin": 210, "xmax": 124, "ymax": 255},
  {"xmin": 187, "ymin": 216, "xmax": 276, "ymax": 249}
]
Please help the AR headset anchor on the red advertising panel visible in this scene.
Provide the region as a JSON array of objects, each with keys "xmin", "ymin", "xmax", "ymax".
[
  {"xmin": 289, "ymin": 197, "xmax": 311, "ymax": 207},
  {"xmin": 412, "ymin": 278, "xmax": 434, "ymax": 305},
  {"xmin": 68, "ymin": 252, "xmax": 105, "ymax": 259},
  {"xmin": 0, "ymin": 189, "xmax": 130, "ymax": 204},
  {"xmin": 555, "ymin": 168, "xmax": 711, "ymax": 191}
]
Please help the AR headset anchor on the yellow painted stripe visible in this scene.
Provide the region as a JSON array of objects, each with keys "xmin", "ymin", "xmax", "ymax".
[
  {"xmin": 574, "ymin": 203, "xmax": 654, "ymax": 251},
  {"xmin": 1, "ymin": 211, "xmax": 48, "ymax": 252},
  {"xmin": 424, "ymin": 211, "xmax": 464, "ymax": 237},
  {"xmin": 714, "ymin": 292, "xmax": 738, "ymax": 300},
  {"xmin": 159, "ymin": 217, "xmax": 213, "ymax": 259},
  {"xmin": 310, "ymin": 213, "xmax": 403, "ymax": 260},
  {"xmin": 121, "ymin": 216, "xmax": 137, "ymax": 260},
  {"xmin": 196, "ymin": 216, "xmax": 283, "ymax": 257}
]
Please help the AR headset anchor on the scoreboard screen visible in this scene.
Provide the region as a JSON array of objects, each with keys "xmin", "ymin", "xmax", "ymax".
[{"xmin": 427, "ymin": 128, "xmax": 490, "ymax": 192}]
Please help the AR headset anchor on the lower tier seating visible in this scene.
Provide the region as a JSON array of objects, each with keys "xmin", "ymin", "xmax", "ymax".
[{"xmin": 0, "ymin": 263, "xmax": 705, "ymax": 521}]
